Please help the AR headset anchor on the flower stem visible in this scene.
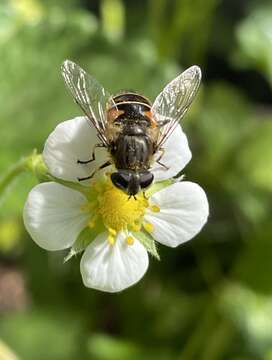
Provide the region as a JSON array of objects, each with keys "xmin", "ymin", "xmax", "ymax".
[
  {"xmin": 0, "ymin": 157, "xmax": 28, "ymax": 195},
  {"xmin": 178, "ymin": 303, "xmax": 217, "ymax": 359},
  {"xmin": 202, "ymin": 320, "xmax": 233, "ymax": 360},
  {"xmin": 0, "ymin": 150, "xmax": 49, "ymax": 197}
]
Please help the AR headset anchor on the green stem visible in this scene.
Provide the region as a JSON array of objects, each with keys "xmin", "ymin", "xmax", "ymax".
[
  {"xmin": 187, "ymin": 250, "xmax": 233, "ymax": 360},
  {"xmin": 0, "ymin": 150, "xmax": 50, "ymax": 197},
  {"xmin": 178, "ymin": 303, "xmax": 218, "ymax": 359},
  {"xmin": 0, "ymin": 157, "xmax": 28, "ymax": 195},
  {"xmin": 202, "ymin": 321, "xmax": 233, "ymax": 360}
]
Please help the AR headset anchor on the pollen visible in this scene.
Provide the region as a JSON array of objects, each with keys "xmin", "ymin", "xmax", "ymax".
[
  {"xmin": 97, "ymin": 181, "xmax": 148, "ymax": 233},
  {"xmin": 131, "ymin": 222, "xmax": 141, "ymax": 232},
  {"xmin": 143, "ymin": 222, "xmax": 154, "ymax": 233},
  {"xmin": 108, "ymin": 235, "xmax": 115, "ymax": 245},
  {"xmin": 108, "ymin": 228, "xmax": 117, "ymax": 236},
  {"xmin": 126, "ymin": 236, "xmax": 134, "ymax": 245},
  {"xmin": 150, "ymin": 204, "xmax": 160, "ymax": 213}
]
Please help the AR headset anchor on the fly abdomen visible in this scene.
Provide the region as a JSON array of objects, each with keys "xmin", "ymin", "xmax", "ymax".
[{"xmin": 113, "ymin": 134, "xmax": 152, "ymax": 170}]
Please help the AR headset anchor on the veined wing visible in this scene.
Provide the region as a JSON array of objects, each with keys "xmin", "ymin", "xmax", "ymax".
[
  {"xmin": 61, "ymin": 60, "xmax": 114, "ymax": 146},
  {"xmin": 151, "ymin": 65, "xmax": 201, "ymax": 149}
]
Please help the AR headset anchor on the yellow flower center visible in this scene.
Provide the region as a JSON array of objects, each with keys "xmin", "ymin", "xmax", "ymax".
[
  {"xmin": 81, "ymin": 177, "xmax": 160, "ymax": 245},
  {"xmin": 97, "ymin": 182, "xmax": 148, "ymax": 232}
]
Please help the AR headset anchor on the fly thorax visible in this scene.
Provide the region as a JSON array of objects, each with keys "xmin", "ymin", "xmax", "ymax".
[{"xmin": 123, "ymin": 123, "xmax": 146, "ymax": 136}]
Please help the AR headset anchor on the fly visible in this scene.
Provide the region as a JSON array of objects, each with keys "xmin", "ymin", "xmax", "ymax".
[{"xmin": 61, "ymin": 60, "xmax": 201, "ymax": 198}]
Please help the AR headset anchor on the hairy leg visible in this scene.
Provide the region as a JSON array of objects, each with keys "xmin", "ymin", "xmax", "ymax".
[
  {"xmin": 156, "ymin": 148, "xmax": 169, "ymax": 170},
  {"xmin": 77, "ymin": 143, "xmax": 105, "ymax": 164},
  {"xmin": 77, "ymin": 160, "xmax": 111, "ymax": 181}
]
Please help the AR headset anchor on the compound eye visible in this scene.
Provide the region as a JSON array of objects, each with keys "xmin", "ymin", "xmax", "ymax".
[
  {"xmin": 111, "ymin": 172, "xmax": 131, "ymax": 191},
  {"xmin": 139, "ymin": 171, "xmax": 154, "ymax": 189}
]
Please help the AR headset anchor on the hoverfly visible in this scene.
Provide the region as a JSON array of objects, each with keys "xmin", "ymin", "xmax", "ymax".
[{"xmin": 61, "ymin": 60, "xmax": 201, "ymax": 198}]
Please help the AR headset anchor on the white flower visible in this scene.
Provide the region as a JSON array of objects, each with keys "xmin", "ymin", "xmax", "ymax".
[{"xmin": 23, "ymin": 116, "xmax": 209, "ymax": 293}]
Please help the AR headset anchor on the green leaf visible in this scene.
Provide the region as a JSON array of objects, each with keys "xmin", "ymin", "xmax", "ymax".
[
  {"xmin": 87, "ymin": 334, "xmax": 141, "ymax": 360},
  {"xmin": 133, "ymin": 231, "xmax": 160, "ymax": 260},
  {"xmin": 48, "ymin": 174, "xmax": 93, "ymax": 197},
  {"xmin": 146, "ymin": 178, "xmax": 173, "ymax": 197},
  {"xmin": 64, "ymin": 226, "xmax": 100, "ymax": 262},
  {"xmin": 233, "ymin": 4, "xmax": 272, "ymax": 85}
]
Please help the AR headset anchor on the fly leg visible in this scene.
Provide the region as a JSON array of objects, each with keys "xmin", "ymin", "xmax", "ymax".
[
  {"xmin": 128, "ymin": 195, "xmax": 137, "ymax": 200},
  {"xmin": 156, "ymin": 148, "xmax": 169, "ymax": 170},
  {"xmin": 143, "ymin": 191, "xmax": 149, "ymax": 200},
  {"xmin": 77, "ymin": 143, "xmax": 105, "ymax": 164},
  {"xmin": 77, "ymin": 160, "xmax": 111, "ymax": 182}
]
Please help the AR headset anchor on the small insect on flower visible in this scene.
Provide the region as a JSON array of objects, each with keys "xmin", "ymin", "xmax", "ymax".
[
  {"xmin": 61, "ymin": 60, "xmax": 201, "ymax": 198},
  {"xmin": 23, "ymin": 60, "xmax": 209, "ymax": 293}
]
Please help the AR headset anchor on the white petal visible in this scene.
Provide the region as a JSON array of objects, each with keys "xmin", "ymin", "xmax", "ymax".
[
  {"xmin": 145, "ymin": 182, "xmax": 209, "ymax": 247},
  {"xmin": 43, "ymin": 116, "xmax": 109, "ymax": 183},
  {"xmin": 80, "ymin": 232, "xmax": 149, "ymax": 292},
  {"xmin": 23, "ymin": 182, "xmax": 90, "ymax": 251},
  {"xmin": 151, "ymin": 125, "xmax": 192, "ymax": 181}
]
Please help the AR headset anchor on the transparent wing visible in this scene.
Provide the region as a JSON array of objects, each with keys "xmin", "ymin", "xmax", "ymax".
[
  {"xmin": 151, "ymin": 65, "xmax": 201, "ymax": 149},
  {"xmin": 61, "ymin": 60, "xmax": 114, "ymax": 145}
]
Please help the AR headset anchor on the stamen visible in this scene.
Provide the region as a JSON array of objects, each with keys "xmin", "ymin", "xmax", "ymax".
[
  {"xmin": 108, "ymin": 234, "xmax": 115, "ymax": 245},
  {"xmin": 98, "ymin": 182, "xmax": 148, "ymax": 232},
  {"xmin": 83, "ymin": 178, "xmax": 153, "ymax": 246},
  {"xmin": 150, "ymin": 204, "xmax": 160, "ymax": 213},
  {"xmin": 126, "ymin": 236, "xmax": 134, "ymax": 245},
  {"xmin": 107, "ymin": 228, "xmax": 117, "ymax": 245},
  {"xmin": 108, "ymin": 228, "xmax": 117, "ymax": 236},
  {"xmin": 131, "ymin": 223, "xmax": 141, "ymax": 232},
  {"xmin": 143, "ymin": 222, "xmax": 154, "ymax": 233},
  {"xmin": 143, "ymin": 199, "xmax": 149, "ymax": 208}
]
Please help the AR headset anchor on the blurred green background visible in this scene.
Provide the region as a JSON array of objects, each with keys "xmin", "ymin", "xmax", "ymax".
[{"xmin": 1, "ymin": 0, "xmax": 272, "ymax": 359}]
